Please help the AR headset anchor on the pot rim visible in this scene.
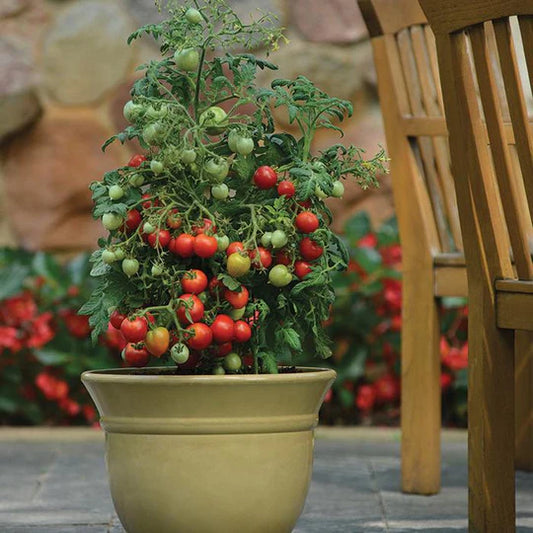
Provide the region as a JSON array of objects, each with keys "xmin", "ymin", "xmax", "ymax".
[{"xmin": 81, "ymin": 366, "xmax": 336, "ymax": 385}]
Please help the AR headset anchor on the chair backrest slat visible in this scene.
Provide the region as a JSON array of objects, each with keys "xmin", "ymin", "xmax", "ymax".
[
  {"xmin": 420, "ymin": 0, "xmax": 533, "ymax": 283},
  {"xmin": 469, "ymin": 23, "xmax": 533, "ymax": 278}
]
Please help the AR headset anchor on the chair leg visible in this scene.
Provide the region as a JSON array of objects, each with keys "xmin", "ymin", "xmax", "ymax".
[
  {"xmin": 515, "ymin": 330, "xmax": 533, "ymax": 471},
  {"xmin": 401, "ymin": 271, "xmax": 441, "ymax": 494},
  {"xmin": 468, "ymin": 290, "xmax": 515, "ymax": 532}
]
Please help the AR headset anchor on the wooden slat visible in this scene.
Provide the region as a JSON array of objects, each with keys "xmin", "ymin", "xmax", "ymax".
[
  {"xmin": 493, "ymin": 18, "xmax": 533, "ymax": 238},
  {"xmin": 515, "ymin": 331, "xmax": 533, "ymax": 470},
  {"xmin": 495, "ymin": 278, "xmax": 533, "ymax": 293},
  {"xmin": 357, "ymin": 0, "xmax": 426, "ymax": 38},
  {"xmin": 411, "ymin": 26, "xmax": 462, "ymax": 250},
  {"xmin": 518, "ymin": 16, "xmax": 533, "ymax": 93},
  {"xmin": 470, "ymin": 23, "xmax": 533, "ymax": 279},
  {"xmin": 497, "ymin": 290, "xmax": 533, "ymax": 330},
  {"xmin": 419, "ymin": 0, "xmax": 533, "ymax": 35},
  {"xmin": 424, "ymin": 25, "xmax": 444, "ymax": 109},
  {"xmin": 434, "ymin": 265, "xmax": 468, "ymax": 297},
  {"xmin": 397, "ymin": 29, "xmax": 450, "ymax": 251},
  {"xmin": 401, "ymin": 116, "xmax": 447, "ymax": 136}
]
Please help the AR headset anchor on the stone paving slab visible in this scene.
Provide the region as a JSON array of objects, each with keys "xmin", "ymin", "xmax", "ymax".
[{"xmin": 0, "ymin": 427, "xmax": 531, "ymax": 532}]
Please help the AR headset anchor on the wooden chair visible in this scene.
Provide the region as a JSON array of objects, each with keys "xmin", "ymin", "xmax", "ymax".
[
  {"xmin": 358, "ymin": 0, "xmax": 533, "ymax": 497},
  {"xmin": 417, "ymin": 1, "xmax": 533, "ymax": 529}
]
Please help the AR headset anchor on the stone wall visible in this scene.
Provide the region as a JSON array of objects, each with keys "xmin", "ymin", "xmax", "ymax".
[{"xmin": 0, "ymin": 0, "xmax": 392, "ymax": 251}]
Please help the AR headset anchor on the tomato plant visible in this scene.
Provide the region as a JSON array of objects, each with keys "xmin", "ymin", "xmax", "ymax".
[
  {"xmin": 123, "ymin": 343, "xmax": 150, "ymax": 367},
  {"xmin": 82, "ymin": 0, "xmax": 387, "ymax": 374},
  {"xmin": 145, "ymin": 327, "xmax": 170, "ymax": 357}
]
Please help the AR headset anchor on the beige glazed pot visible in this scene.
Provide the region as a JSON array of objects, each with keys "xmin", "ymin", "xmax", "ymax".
[{"xmin": 82, "ymin": 366, "xmax": 336, "ymax": 533}]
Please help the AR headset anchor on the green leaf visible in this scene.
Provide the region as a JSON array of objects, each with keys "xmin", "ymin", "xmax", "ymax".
[
  {"xmin": 33, "ymin": 348, "xmax": 72, "ymax": 365},
  {"xmin": 260, "ymin": 352, "xmax": 278, "ymax": 374},
  {"xmin": 343, "ymin": 211, "xmax": 371, "ymax": 241},
  {"xmin": 218, "ymin": 274, "xmax": 241, "ymax": 291},
  {"xmin": 0, "ymin": 264, "xmax": 30, "ymax": 300},
  {"xmin": 352, "ymin": 247, "xmax": 382, "ymax": 274}
]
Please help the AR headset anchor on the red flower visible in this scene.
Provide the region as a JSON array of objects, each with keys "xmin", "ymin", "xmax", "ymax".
[
  {"xmin": 383, "ymin": 278, "xmax": 402, "ymax": 312},
  {"xmin": 441, "ymin": 373, "xmax": 454, "ymax": 391},
  {"xmin": 380, "ymin": 244, "xmax": 402, "ymax": 266},
  {"xmin": 323, "ymin": 389, "xmax": 333, "ymax": 403},
  {"xmin": 82, "ymin": 404, "xmax": 97, "ymax": 422},
  {"xmin": 0, "ymin": 326, "xmax": 22, "ymax": 352},
  {"xmin": 35, "ymin": 372, "xmax": 69, "ymax": 401},
  {"xmin": 374, "ymin": 374, "xmax": 400, "ymax": 404},
  {"xmin": 1, "ymin": 293, "xmax": 37, "ymax": 326},
  {"xmin": 62, "ymin": 311, "xmax": 91, "ymax": 338},
  {"xmin": 59, "ymin": 398, "xmax": 81, "ymax": 417},
  {"xmin": 358, "ymin": 233, "xmax": 378, "ymax": 248},
  {"xmin": 26, "ymin": 312, "xmax": 54, "ymax": 348},
  {"xmin": 356, "ymin": 384, "xmax": 377, "ymax": 412},
  {"xmin": 442, "ymin": 344, "xmax": 468, "ymax": 371}
]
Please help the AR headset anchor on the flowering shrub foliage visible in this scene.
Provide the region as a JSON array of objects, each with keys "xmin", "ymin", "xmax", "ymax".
[
  {"xmin": 0, "ymin": 250, "xmax": 121, "ymax": 425},
  {"xmin": 0, "ymin": 211, "xmax": 468, "ymax": 425},
  {"xmin": 313, "ymin": 212, "xmax": 469, "ymax": 427}
]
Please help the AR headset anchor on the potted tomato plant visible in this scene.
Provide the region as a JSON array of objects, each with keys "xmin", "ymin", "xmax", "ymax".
[{"xmin": 81, "ymin": 1, "xmax": 387, "ymax": 531}]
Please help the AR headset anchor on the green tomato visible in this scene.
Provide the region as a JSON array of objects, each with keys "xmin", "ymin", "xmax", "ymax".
[
  {"xmin": 224, "ymin": 352, "xmax": 242, "ymax": 371},
  {"xmin": 227, "ymin": 129, "xmax": 240, "ymax": 152},
  {"xmin": 185, "ymin": 7, "xmax": 202, "ymax": 24},
  {"xmin": 123, "ymin": 100, "xmax": 142, "ymax": 123},
  {"xmin": 113, "ymin": 248, "xmax": 126, "ymax": 261},
  {"xmin": 235, "ymin": 137, "xmax": 254, "ymax": 156},
  {"xmin": 204, "ymin": 158, "xmax": 229, "ymax": 182},
  {"xmin": 216, "ymin": 234, "xmax": 230, "ymax": 252},
  {"xmin": 122, "ymin": 258, "xmax": 140, "ymax": 277},
  {"xmin": 129, "ymin": 173, "xmax": 145, "ymax": 187},
  {"xmin": 143, "ymin": 222, "xmax": 155, "ymax": 234},
  {"xmin": 213, "ymin": 365, "xmax": 226, "ymax": 375},
  {"xmin": 199, "ymin": 106, "xmax": 228, "ymax": 135},
  {"xmin": 270, "ymin": 229, "xmax": 288, "ymax": 249},
  {"xmin": 227, "ymin": 253, "xmax": 251, "ymax": 278},
  {"xmin": 146, "ymin": 104, "xmax": 168, "ymax": 120},
  {"xmin": 260, "ymin": 232, "xmax": 272, "ymax": 247},
  {"xmin": 170, "ymin": 343, "xmax": 190, "ymax": 364},
  {"xmin": 102, "ymin": 213, "xmax": 123, "ymax": 231},
  {"xmin": 151, "ymin": 264, "xmax": 163, "ymax": 276},
  {"xmin": 102, "ymin": 250, "xmax": 117, "ymax": 264},
  {"xmin": 174, "ymin": 48, "xmax": 200, "ymax": 71},
  {"xmin": 332, "ymin": 181, "xmax": 345, "ymax": 198},
  {"xmin": 142, "ymin": 123, "xmax": 163, "ymax": 145},
  {"xmin": 150, "ymin": 160, "xmax": 164, "ymax": 174},
  {"xmin": 108, "ymin": 185, "xmax": 124, "ymax": 200},
  {"xmin": 211, "ymin": 183, "xmax": 229, "ymax": 200},
  {"xmin": 269, "ymin": 264, "xmax": 292, "ymax": 287},
  {"xmin": 229, "ymin": 306, "xmax": 246, "ymax": 320},
  {"xmin": 181, "ymin": 149, "xmax": 197, "ymax": 164}
]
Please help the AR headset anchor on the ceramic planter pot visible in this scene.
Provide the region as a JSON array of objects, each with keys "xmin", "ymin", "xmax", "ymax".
[{"xmin": 82, "ymin": 366, "xmax": 336, "ymax": 533}]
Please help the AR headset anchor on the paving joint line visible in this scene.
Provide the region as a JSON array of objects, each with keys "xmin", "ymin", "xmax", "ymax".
[
  {"xmin": 29, "ymin": 448, "xmax": 58, "ymax": 503},
  {"xmin": 368, "ymin": 458, "xmax": 390, "ymax": 532}
]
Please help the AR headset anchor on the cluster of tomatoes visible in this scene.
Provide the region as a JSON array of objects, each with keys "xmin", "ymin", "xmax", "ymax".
[{"xmin": 108, "ymin": 268, "xmax": 254, "ymax": 372}]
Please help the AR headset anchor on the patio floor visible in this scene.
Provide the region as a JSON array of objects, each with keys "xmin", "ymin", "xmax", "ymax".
[{"xmin": 0, "ymin": 427, "xmax": 531, "ymax": 532}]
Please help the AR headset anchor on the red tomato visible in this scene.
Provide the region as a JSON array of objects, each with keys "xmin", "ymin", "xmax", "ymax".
[
  {"xmin": 186, "ymin": 323, "xmax": 213, "ymax": 350},
  {"xmin": 176, "ymin": 294, "xmax": 205, "ymax": 324},
  {"xmin": 125, "ymin": 209, "xmax": 142, "ymax": 232},
  {"xmin": 166, "ymin": 209, "xmax": 182, "ymax": 229},
  {"xmin": 224, "ymin": 286, "xmax": 249, "ymax": 308},
  {"xmin": 173, "ymin": 234, "xmax": 195, "ymax": 257},
  {"xmin": 294, "ymin": 260, "xmax": 312, "ymax": 279},
  {"xmin": 147, "ymin": 229, "xmax": 171, "ymax": 248},
  {"xmin": 105, "ymin": 323, "xmax": 127, "ymax": 351},
  {"xmin": 234, "ymin": 320, "xmax": 252, "ymax": 343},
  {"xmin": 181, "ymin": 269, "xmax": 208, "ymax": 294},
  {"xmin": 277, "ymin": 180, "xmax": 295, "ymax": 198},
  {"xmin": 209, "ymin": 277, "xmax": 223, "ymax": 296},
  {"xmin": 298, "ymin": 200, "xmax": 312, "ymax": 209},
  {"xmin": 141, "ymin": 193, "xmax": 160, "ymax": 210},
  {"xmin": 210, "ymin": 314, "xmax": 235, "ymax": 344},
  {"xmin": 179, "ymin": 349, "xmax": 201, "ymax": 370},
  {"xmin": 299, "ymin": 237, "xmax": 323, "ymax": 261},
  {"xmin": 192, "ymin": 218, "xmax": 217, "ymax": 235},
  {"xmin": 120, "ymin": 316, "xmax": 148, "ymax": 343},
  {"xmin": 123, "ymin": 343, "xmax": 150, "ymax": 367},
  {"xmin": 242, "ymin": 354, "xmax": 254, "ymax": 367},
  {"xmin": 128, "ymin": 154, "xmax": 147, "ymax": 168},
  {"xmin": 275, "ymin": 250, "xmax": 292, "ymax": 266},
  {"xmin": 194, "ymin": 234, "xmax": 218, "ymax": 258},
  {"xmin": 226, "ymin": 241, "xmax": 244, "ymax": 256},
  {"xmin": 145, "ymin": 327, "xmax": 170, "ymax": 357},
  {"xmin": 295, "ymin": 212, "xmax": 319, "ymax": 233},
  {"xmin": 253, "ymin": 166, "xmax": 277, "ymax": 189},
  {"xmin": 214, "ymin": 341, "xmax": 233, "ymax": 357},
  {"xmin": 110, "ymin": 310, "xmax": 126, "ymax": 330},
  {"xmin": 249, "ymin": 247, "xmax": 272, "ymax": 269}
]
